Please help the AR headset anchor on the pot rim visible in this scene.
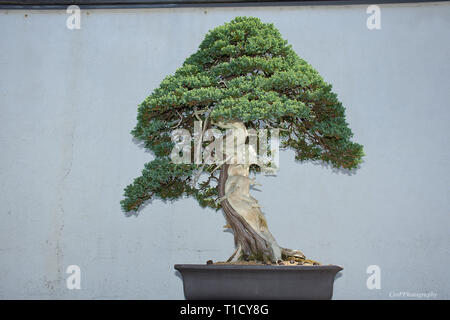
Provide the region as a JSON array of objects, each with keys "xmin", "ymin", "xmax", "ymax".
[{"xmin": 174, "ymin": 264, "xmax": 343, "ymax": 272}]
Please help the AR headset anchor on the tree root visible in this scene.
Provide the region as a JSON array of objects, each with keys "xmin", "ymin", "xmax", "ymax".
[{"xmin": 224, "ymin": 246, "xmax": 321, "ymax": 265}]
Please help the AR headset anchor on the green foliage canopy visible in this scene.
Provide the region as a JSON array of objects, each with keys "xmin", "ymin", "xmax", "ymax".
[{"xmin": 121, "ymin": 17, "xmax": 364, "ymax": 213}]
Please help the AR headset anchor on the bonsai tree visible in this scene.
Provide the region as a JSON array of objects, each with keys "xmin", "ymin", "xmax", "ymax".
[{"xmin": 121, "ymin": 17, "xmax": 364, "ymax": 264}]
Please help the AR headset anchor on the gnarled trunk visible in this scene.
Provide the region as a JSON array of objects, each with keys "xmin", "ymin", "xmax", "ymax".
[{"xmin": 219, "ymin": 163, "xmax": 304, "ymax": 263}]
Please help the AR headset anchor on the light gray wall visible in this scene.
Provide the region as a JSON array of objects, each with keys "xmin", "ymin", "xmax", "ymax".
[{"xmin": 0, "ymin": 2, "xmax": 449, "ymax": 299}]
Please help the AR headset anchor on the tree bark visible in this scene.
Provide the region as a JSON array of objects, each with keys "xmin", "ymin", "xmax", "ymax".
[
  {"xmin": 215, "ymin": 120, "xmax": 306, "ymax": 263},
  {"xmin": 218, "ymin": 163, "xmax": 283, "ymax": 262}
]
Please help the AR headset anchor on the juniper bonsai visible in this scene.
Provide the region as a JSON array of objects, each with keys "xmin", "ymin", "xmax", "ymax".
[{"xmin": 121, "ymin": 17, "xmax": 364, "ymax": 264}]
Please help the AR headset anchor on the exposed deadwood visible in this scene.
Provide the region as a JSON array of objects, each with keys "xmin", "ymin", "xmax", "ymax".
[{"xmin": 219, "ymin": 163, "xmax": 274, "ymax": 261}]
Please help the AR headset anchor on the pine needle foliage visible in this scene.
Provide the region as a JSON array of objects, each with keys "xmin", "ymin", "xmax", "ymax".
[{"xmin": 121, "ymin": 17, "xmax": 364, "ymax": 213}]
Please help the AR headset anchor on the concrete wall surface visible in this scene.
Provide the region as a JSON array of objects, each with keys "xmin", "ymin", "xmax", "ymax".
[{"xmin": 0, "ymin": 2, "xmax": 449, "ymax": 299}]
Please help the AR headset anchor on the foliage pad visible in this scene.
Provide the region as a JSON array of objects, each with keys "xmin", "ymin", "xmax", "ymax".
[{"xmin": 121, "ymin": 17, "xmax": 364, "ymax": 213}]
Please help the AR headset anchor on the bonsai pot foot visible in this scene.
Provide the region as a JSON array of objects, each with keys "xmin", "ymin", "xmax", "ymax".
[{"xmin": 175, "ymin": 264, "xmax": 342, "ymax": 300}]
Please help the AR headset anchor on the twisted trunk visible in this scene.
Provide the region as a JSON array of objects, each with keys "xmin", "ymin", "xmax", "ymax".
[
  {"xmin": 214, "ymin": 120, "xmax": 305, "ymax": 263},
  {"xmin": 218, "ymin": 163, "xmax": 284, "ymax": 262}
]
